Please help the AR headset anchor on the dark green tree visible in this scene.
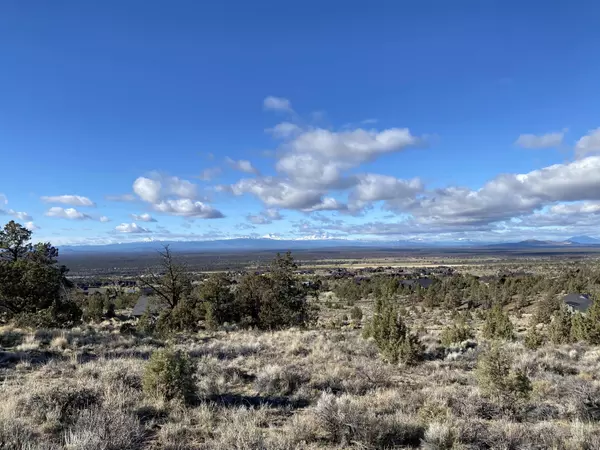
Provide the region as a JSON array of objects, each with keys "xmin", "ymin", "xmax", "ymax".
[
  {"xmin": 198, "ymin": 273, "xmax": 237, "ymax": 328},
  {"xmin": 259, "ymin": 252, "xmax": 316, "ymax": 329},
  {"xmin": 0, "ymin": 221, "xmax": 79, "ymax": 324}
]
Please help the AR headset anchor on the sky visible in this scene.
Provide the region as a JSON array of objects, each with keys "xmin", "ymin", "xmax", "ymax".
[{"xmin": 2, "ymin": 0, "xmax": 600, "ymax": 246}]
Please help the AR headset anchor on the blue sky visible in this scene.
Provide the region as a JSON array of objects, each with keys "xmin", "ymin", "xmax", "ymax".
[{"xmin": 2, "ymin": 0, "xmax": 600, "ymax": 245}]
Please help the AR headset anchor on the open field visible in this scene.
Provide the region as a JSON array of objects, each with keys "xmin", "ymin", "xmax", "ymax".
[
  {"xmin": 2, "ymin": 300, "xmax": 600, "ymax": 449},
  {"xmin": 4, "ymin": 244, "xmax": 600, "ymax": 449},
  {"xmin": 59, "ymin": 246, "xmax": 600, "ymax": 277},
  {"xmin": 4, "ymin": 254, "xmax": 600, "ymax": 449}
]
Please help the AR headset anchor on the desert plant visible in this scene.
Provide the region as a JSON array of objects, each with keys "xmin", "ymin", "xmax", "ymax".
[
  {"xmin": 524, "ymin": 325, "xmax": 545, "ymax": 350},
  {"xmin": 143, "ymin": 348, "xmax": 196, "ymax": 403},
  {"xmin": 482, "ymin": 304, "xmax": 514, "ymax": 340},
  {"xmin": 83, "ymin": 294, "xmax": 105, "ymax": 323},
  {"xmin": 364, "ymin": 298, "xmax": 422, "ymax": 365},
  {"xmin": 548, "ymin": 305, "xmax": 573, "ymax": 344},
  {"xmin": 532, "ymin": 292, "xmax": 561, "ymax": 324},
  {"xmin": 476, "ymin": 345, "xmax": 532, "ymax": 403},
  {"xmin": 440, "ymin": 317, "xmax": 473, "ymax": 347},
  {"xmin": 350, "ymin": 306, "xmax": 363, "ymax": 322}
]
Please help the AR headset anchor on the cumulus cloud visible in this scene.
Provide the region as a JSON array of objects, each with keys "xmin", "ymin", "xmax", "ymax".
[
  {"xmin": 0, "ymin": 208, "xmax": 33, "ymax": 222},
  {"xmin": 226, "ymin": 157, "xmax": 259, "ymax": 175},
  {"xmin": 404, "ymin": 156, "xmax": 600, "ymax": 227},
  {"xmin": 232, "ymin": 177, "xmax": 326, "ymax": 210},
  {"xmin": 349, "ymin": 174, "xmax": 424, "ymax": 211},
  {"xmin": 133, "ymin": 174, "xmax": 197, "ymax": 203},
  {"xmin": 115, "ymin": 223, "xmax": 151, "ymax": 233},
  {"xmin": 41, "ymin": 195, "xmax": 96, "ymax": 207},
  {"xmin": 575, "ymin": 128, "xmax": 600, "ymax": 159},
  {"xmin": 24, "ymin": 221, "xmax": 40, "ymax": 231},
  {"xmin": 302, "ymin": 197, "xmax": 347, "ymax": 212},
  {"xmin": 515, "ymin": 131, "xmax": 565, "ymax": 149},
  {"xmin": 99, "ymin": 216, "xmax": 111, "ymax": 223},
  {"xmin": 263, "ymin": 96, "xmax": 293, "ymax": 113},
  {"xmin": 45, "ymin": 207, "xmax": 91, "ymax": 220},
  {"xmin": 228, "ymin": 107, "xmax": 423, "ymax": 214},
  {"xmin": 131, "ymin": 172, "xmax": 224, "ymax": 219},
  {"xmin": 131, "ymin": 213, "xmax": 157, "ymax": 222},
  {"xmin": 153, "ymin": 199, "xmax": 224, "ymax": 218}
]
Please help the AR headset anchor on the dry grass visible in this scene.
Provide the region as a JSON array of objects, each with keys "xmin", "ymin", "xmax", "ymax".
[{"xmin": 2, "ymin": 298, "xmax": 600, "ymax": 450}]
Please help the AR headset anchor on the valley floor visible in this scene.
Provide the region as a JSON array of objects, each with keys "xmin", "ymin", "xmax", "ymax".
[{"xmin": 1, "ymin": 308, "xmax": 600, "ymax": 449}]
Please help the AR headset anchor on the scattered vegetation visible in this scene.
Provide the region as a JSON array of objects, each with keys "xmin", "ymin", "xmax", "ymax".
[
  {"xmin": 2, "ymin": 220, "xmax": 600, "ymax": 449},
  {"xmin": 364, "ymin": 297, "xmax": 423, "ymax": 365},
  {"xmin": 142, "ymin": 348, "xmax": 196, "ymax": 404}
]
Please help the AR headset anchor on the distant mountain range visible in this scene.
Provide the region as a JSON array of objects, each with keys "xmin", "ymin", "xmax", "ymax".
[
  {"xmin": 58, "ymin": 235, "xmax": 600, "ymax": 254},
  {"xmin": 487, "ymin": 236, "xmax": 600, "ymax": 249}
]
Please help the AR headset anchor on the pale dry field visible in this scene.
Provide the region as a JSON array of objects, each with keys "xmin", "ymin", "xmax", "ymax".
[{"xmin": 2, "ymin": 296, "xmax": 600, "ymax": 450}]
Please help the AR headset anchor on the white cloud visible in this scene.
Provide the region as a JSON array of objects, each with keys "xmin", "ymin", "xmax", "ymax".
[
  {"xmin": 302, "ymin": 197, "xmax": 347, "ymax": 212},
  {"xmin": 132, "ymin": 172, "xmax": 224, "ymax": 219},
  {"xmin": 24, "ymin": 221, "xmax": 40, "ymax": 231},
  {"xmin": 115, "ymin": 223, "xmax": 151, "ymax": 234},
  {"xmin": 9, "ymin": 210, "xmax": 33, "ymax": 221},
  {"xmin": 133, "ymin": 174, "xmax": 197, "ymax": 203},
  {"xmin": 0, "ymin": 205, "xmax": 33, "ymax": 222},
  {"xmin": 45, "ymin": 207, "xmax": 91, "ymax": 220},
  {"xmin": 405, "ymin": 156, "xmax": 600, "ymax": 227},
  {"xmin": 266, "ymin": 122, "xmax": 302, "ymax": 138},
  {"xmin": 275, "ymin": 127, "xmax": 420, "ymax": 190},
  {"xmin": 131, "ymin": 213, "xmax": 157, "ymax": 222},
  {"xmin": 232, "ymin": 177, "xmax": 325, "ymax": 210},
  {"xmin": 41, "ymin": 195, "xmax": 96, "ymax": 207},
  {"xmin": 575, "ymin": 128, "xmax": 600, "ymax": 159},
  {"xmin": 199, "ymin": 167, "xmax": 222, "ymax": 181},
  {"xmin": 226, "ymin": 157, "xmax": 259, "ymax": 175},
  {"xmin": 106, "ymin": 194, "xmax": 136, "ymax": 202},
  {"xmin": 263, "ymin": 96, "xmax": 293, "ymax": 113},
  {"xmin": 0, "ymin": 194, "xmax": 7, "ymax": 205},
  {"xmin": 515, "ymin": 131, "xmax": 565, "ymax": 149},
  {"xmin": 549, "ymin": 201, "xmax": 600, "ymax": 215},
  {"xmin": 99, "ymin": 216, "xmax": 111, "ymax": 223},
  {"xmin": 153, "ymin": 199, "xmax": 224, "ymax": 218},
  {"xmin": 349, "ymin": 174, "xmax": 424, "ymax": 210}
]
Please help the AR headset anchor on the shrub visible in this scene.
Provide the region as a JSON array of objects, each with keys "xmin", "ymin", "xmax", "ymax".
[
  {"xmin": 569, "ymin": 297, "xmax": 600, "ymax": 344},
  {"xmin": 350, "ymin": 306, "xmax": 363, "ymax": 322},
  {"xmin": 334, "ymin": 279, "xmax": 363, "ymax": 305},
  {"xmin": 482, "ymin": 304, "xmax": 514, "ymax": 340},
  {"xmin": 364, "ymin": 298, "xmax": 423, "ymax": 365},
  {"xmin": 83, "ymin": 295, "xmax": 105, "ymax": 323},
  {"xmin": 64, "ymin": 408, "xmax": 145, "ymax": 450},
  {"xmin": 440, "ymin": 318, "xmax": 473, "ymax": 347},
  {"xmin": 0, "ymin": 327, "xmax": 25, "ymax": 348},
  {"xmin": 532, "ymin": 292, "xmax": 561, "ymax": 324},
  {"xmin": 254, "ymin": 365, "xmax": 306, "ymax": 396},
  {"xmin": 548, "ymin": 305, "xmax": 573, "ymax": 344},
  {"xmin": 155, "ymin": 298, "xmax": 199, "ymax": 334},
  {"xmin": 524, "ymin": 325, "xmax": 545, "ymax": 350},
  {"xmin": 143, "ymin": 348, "xmax": 196, "ymax": 403},
  {"xmin": 135, "ymin": 314, "xmax": 155, "ymax": 336},
  {"xmin": 13, "ymin": 299, "xmax": 82, "ymax": 329},
  {"xmin": 476, "ymin": 345, "xmax": 532, "ymax": 403}
]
